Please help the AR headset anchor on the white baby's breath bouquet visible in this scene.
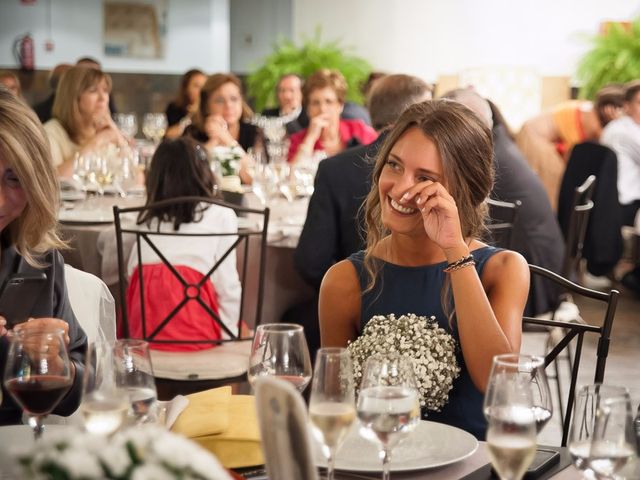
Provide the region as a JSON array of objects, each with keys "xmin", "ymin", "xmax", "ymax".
[
  {"xmin": 348, "ymin": 313, "xmax": 460, "ymax": 412},
  {"xmin": 211, "ymin": 145, "xmax": 243, "ymax": 177},
  {"xmin": 13, "ymin": 425, "xmax": 231, "ymax": 480}
]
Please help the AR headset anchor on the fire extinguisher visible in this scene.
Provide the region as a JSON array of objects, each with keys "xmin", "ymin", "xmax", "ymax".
[{"xmin": 13, "ymin": 33, "xmax": 35, "ymax": 71}]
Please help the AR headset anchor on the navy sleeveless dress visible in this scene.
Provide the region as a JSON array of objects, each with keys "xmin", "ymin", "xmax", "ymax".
[{"xmin": 348, "ymin": 246, "xmax": 503, "ymax": 440}]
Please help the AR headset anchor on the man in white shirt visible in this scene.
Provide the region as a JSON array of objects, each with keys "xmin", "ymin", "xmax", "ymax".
[{"xmin": 601, "ymin": 80, "xmax": 640, "ymax": 295}]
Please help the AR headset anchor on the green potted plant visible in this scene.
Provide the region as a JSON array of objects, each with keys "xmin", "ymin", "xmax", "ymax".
[
  {"xmin": 246, "ymin": 30, "xmax": 372, "ymax": 113},
  {"xmin": 576, "ymin": 19, "xmax": 640, "ymax": 99}
]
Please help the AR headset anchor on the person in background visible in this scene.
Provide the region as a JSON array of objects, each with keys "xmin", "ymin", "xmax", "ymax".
[
  {"xmin": 126, "ymin": 137, "xmax": 242, "ymax": 349},
  {"xmin": 288, "ymin": 74, "xmax": 432, "ymax": 362},
  {"xmin": 33, "ymin": 63, "xmax": 73, "ymax": 123},
  {"xmin": 44, "ymin": 65, "xmax": 129, "ymax": 178},
  {"xmin": 288, "ymin": 69, "xmax": 377, "ymax": 163},
  {"xmin": 164, "ymin": 69, "xmax": 206, "ymax": 139},
  {"xmin": 443, "ymin": 88, "xmax": 564, "ymax": 316},
  {"xmin": 263, "ymin": 73, "xmax": 304, "ymax": 134},
  {"xmin": 601, "ymin": 80, "xmax": 640, "ymax": 297},
  {"xmin": 75, "ymin": 56, "xmax": 117, "ymax": 114},
  {"xmin": 0, "ymin": 71, "xmax": 21, "ymax": 98},
  {"xmin": 0, "ymin": 87, "xmax": 87, "ymax": 425},
  {"xmin": 320, "ymin": 100, "xmax": 529, "ymax": 440},
  {"xmin": 516, "ymin": 85, "xmax": 624, "ymax": 209}
]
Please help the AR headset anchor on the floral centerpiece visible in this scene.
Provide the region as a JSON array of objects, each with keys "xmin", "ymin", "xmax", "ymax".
[
  {"xmin": 348, "ymin": 313, "xmax": 460, "ymax": 412},
  {"xmin": 12, "ymin": 425, "xmax": 231, "ymax": 480},
  {"xmin": 211, "ymin": 145, "xmax": 243, "ymax": 177}
]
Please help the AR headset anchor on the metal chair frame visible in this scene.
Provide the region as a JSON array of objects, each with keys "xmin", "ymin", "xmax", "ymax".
[{"xmin": 486, "ymin": 198, "xmax": 522, "ymax": 249}]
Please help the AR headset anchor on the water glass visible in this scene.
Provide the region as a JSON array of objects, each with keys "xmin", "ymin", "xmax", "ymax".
[
  {"xmin": 309, "ymin": 348, "xmax": 356, "ymax": 480},
  {"xmin": 115, "ymin": 113, "xmax": 138, "ymax": 138},
  {"xmin": 113, "ymin": 339, "xmax": 158, "ymax": 424}
]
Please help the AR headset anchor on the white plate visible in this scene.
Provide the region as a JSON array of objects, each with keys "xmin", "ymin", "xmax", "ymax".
[
  {"xmin": 314, "ymin": 420, "xmax": 478, "ymax": 472},
  {"xmin": 60, "ymin": 190, "xmax": 86, "ymax": 202},
  {"xmin": 58, "ymin": 209, "xmax": 114, "ymax": 224}
]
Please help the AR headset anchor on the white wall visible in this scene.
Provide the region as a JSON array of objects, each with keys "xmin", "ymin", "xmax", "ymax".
[
  {"xmin": 0, "ymin": 0, "xmax": 230, "ymax": 73},
  {"xmin": 292, "ymin": 0, "xmax": 640, "ymax": 82}
]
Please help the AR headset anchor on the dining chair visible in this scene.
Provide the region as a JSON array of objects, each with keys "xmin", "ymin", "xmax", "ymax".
[
  {"xmin": 486, "ymin": 198, "xmax": 521, "ymax": 249},
  {"xmin": 113, "ymin": 196, "xmax": 270, "ymax": 398},
  {"xmin": 523, "ymin": 264, "xmax": 620, "ymax": 447}
]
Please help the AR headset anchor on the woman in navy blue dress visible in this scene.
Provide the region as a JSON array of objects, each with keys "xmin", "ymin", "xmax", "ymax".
[{"xmin": 319, "ymin": 100, "xmax": 530, "ymax": 440}]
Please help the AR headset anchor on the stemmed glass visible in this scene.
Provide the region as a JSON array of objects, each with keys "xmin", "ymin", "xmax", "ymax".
[
  {"xmin": 142, "ymin": 113, "xmax": 167, "ymax": 145},
  {"xmin": 113, "ymin": 339, "xmax": 159, "ymax": 424},
  {"xmin": 356, "ymin": 354, "xmax": 420, "ymax": 480},
  {"xmin": 484, "ymin": 355, "xmax": 537, "ymax": 480},
  {"xmin": 80, "ymin": 342, "xmax": 129, "ymax": 436},
  {"xmin": 115, "ymin": 113, "xmax": 138, "ymax": 138},
  {"xmin": 568, "ymin": 384, "xmax": 631, "ymax": 479},
  {"xmin": 3, "ymin": 327, "xmax": 73, "ymax": 439},
  {"xmin": 309, "ymin": 348, "xmax": 356, "ymax": 480},
  {"xmin": 248, "ymin": 323, "xmax": 312, "ymax": 392}
]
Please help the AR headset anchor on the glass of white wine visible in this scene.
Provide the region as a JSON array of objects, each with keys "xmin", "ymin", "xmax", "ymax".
[
  {"xmin": 309, "ymin": 348, "xmax": 356, "ymax": 480},
  {"xmin": 142, "ymin": 113, "xmax": 167, "ymax": 145},
  {"xmin": 81, "ymin": 342, "xmax": 128, "ymax": 436},
  {"xmin": 356, "ymin": 354, "xmax": 420, "ymax": 480},
  {"xmin": 115, "ymin": 113, "xmax": 138, "ymax": 138}
]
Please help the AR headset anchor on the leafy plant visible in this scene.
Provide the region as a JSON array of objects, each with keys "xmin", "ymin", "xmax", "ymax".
[
  {"xmin": 576, "ymin": 19, "xmax": 640, "ymax": 99},
  {"xmin": 246, "ymin": 29, "xmax": 372, "ymax": 112}
]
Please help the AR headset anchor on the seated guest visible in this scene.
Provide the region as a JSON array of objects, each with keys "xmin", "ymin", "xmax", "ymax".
[
  {"xmin": 601, "ymin": 80, "xmax": 640, "ymax": 296},
  {"xmin": 126, "ymin": 138, "xmax": 242, "ymax": 350},
  {"xmin": 320, "ymin": 100, "xmax": 529, "ymax": 440},
  {"xmin": 164, "ymin": 69, "xmax": 206, "ymax": 139},
  {"xmin": 185, "ymin": 73, "xmax": 261, "ymax": 184},
  {"xmin": 443, "ymin": 88, "xmax": 564, "ymax": 316},
  {"xmin": 516, "ymin": 85, "xmax": 624, "ymax": 209},
  {"xmin": 0, "ymin": 88, "xmax": 87, "ymax": 425},
  {"xmin": 44, "ymin": 65, "xmax": 129, "ymax": 178},
  {"xmin": 288, "ymin": 74, "xmax": 432, "ymax": 360},
  {"xmin": 288, "ymin": 69, "xmax": 377, "ymax": 163},
  {"xmin": 76, "ymin": 56, "xmax": 117, "ymax": 114},
  {"xmin": 263, "ymin": 73, "xmax": 304, "ymax": 134},
  {"xmin": 33, "ymin": 63, "xmax": 73, "ymax": 123},
  {"xmin": 0, "ymin": 71, "xmax": 21, "ymax": 98}
]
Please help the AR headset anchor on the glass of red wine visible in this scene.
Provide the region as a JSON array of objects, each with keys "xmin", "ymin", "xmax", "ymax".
[{"xmin": 3, "ymin": 327, "xmax": 73, "ymax": 439}]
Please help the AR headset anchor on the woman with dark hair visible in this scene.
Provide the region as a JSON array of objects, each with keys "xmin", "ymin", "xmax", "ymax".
[
  {"xmin": 126, "ymin": 137, "xmax": 241, "ymax": 350},
  {"xmin": 165, "ymin": 69, "xmax": 206, "ymax": 139},
  {"xmin": 319, "ymin": 100, "xmax": 529, "ymax": 440}
]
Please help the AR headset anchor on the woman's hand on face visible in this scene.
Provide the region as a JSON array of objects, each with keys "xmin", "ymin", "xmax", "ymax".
[
  {"xmin": 306, "ymin": 113, "xmax": 331, "ymax": 142},
  {"xmin": 205, "ymin": 115, "xmax": 236, "ymax": 146},
  {"xmin": 401, "ymin": 181, "xmax": 467, "ymax": 252}
]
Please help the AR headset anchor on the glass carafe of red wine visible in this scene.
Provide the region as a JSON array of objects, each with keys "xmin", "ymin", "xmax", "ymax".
[{"xmin": 3, "ymin": 327, "xmax": 73, "ymax": 439}]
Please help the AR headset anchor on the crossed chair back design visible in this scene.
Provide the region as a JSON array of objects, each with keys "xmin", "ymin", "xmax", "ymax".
[
  {"xmin": 486, "ymin": 198, "xmax": 521, "ymax": 249},
  {"xmin": 113, "ymin": 196, "xmax": 269, "ymax": 394},
  {"xmin": 523, "ymin": 264, "xmax": 619, "ymax": 447}
]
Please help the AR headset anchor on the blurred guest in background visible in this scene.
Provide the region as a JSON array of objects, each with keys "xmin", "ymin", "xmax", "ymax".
[
  {"xmin": 0, "ymin": 88, "xmax": 87, "ymax": 425},
  {"xmin": 516, "ymin": 84, "xmax": 624, "ymax": 209},
  {"xmin": 165, "ymin": 69, "xmax": 206, "ymax": 139},
  {"xmin": 288, "ymin": 69, "xmax": 377, "ymax": 163},
  {"xmin": 33, "ymin": 63, "xmax": 73, "ymax": 123},
  {"xmin": 75, "ymin": 56, "xmax": 117, "ymax": 114},
  {"xmin": 45, "ymin": 66, "xmax": 128, "ymax": 178},
  {"xmin": 263, "ymin": 73, "xmax": 304, "ymax": 134},
  {"xmin": 0, "ymin": 71, "xmax": 21, "ymax": 98}
]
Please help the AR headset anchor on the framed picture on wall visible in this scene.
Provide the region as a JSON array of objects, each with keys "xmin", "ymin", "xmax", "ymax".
[{"xmin": 104, "ymin": 0, "xmax": 168, "ymax": 59}]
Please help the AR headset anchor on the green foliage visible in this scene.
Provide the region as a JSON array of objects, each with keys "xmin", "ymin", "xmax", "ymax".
[
  {"xmin": 246, "ymin": 30, "xmax": 372, "ymax": 112},
  {"xmin": 577, "ymin": 19, "xmax": 640, "ymax": 99}
]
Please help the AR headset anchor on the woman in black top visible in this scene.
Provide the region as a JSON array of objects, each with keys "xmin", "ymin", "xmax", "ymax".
[{"xmin": 165, "ymin": 69, "xmax": 206, "ymax": 139}]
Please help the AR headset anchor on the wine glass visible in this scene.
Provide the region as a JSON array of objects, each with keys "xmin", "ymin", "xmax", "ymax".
[
  {"xmin": 356, "ymin": 354, "xmax": 420, "ymax": 480},
  {"xmin": 80, "ymin": 342, "xmax": 129, "ymax": 436},
  {"xmin": 3, "ymin": 327, "xmax": 73, "ymax": 439},
  {"xmin": 247, "ymin": 323, "xmax": 312, "ymax": 392},
  {"xmin": 113, "ymin": 339, "xmax": 159, "ymax": 424},
  {"xmin": 115, "ymin": 113, "xmax": 138, "ymax": 138},
  {"xmin": 484, "ymin": 355, "xmax": 537, "ymax": 480},
  {"xmin": 309, "ymin": 348, "xmax": 356, "ymax": 480},
  {"xmin": 142, "ymin": 113, "xmax": 167, "ymax": 145},
  {"xmin": 569, "ymin": 384, "xmax": 630, "ymax": 479}
]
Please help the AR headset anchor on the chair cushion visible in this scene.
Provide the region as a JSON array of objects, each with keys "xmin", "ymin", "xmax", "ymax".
[{"xmin": 150, "ymin": 340, "xmax": 252, "ymax": 380}]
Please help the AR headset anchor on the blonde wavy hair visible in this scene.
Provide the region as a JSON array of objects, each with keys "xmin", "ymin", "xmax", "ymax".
[{"xmin": 0, "ymin": 89, "xmax": 65, "ymax": 266}]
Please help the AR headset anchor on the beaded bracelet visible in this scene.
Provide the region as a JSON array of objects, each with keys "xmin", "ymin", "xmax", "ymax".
[{"xmin": 443, "ymin": 254, "xmax": 475, "ymax": 273}]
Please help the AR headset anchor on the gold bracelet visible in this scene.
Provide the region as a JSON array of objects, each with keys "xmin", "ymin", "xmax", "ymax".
[{"xmin": 443, "ymin": 254, "xmax": 475, "ymax": 273}]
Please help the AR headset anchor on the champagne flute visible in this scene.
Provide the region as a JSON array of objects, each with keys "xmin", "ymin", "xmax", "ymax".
[
  {"xmin": 309, "ymin": 348, "xmax": 356, "ymax": 480},
  {"xmin": 113, "ymin": 339, "xmax": 159, "ymax": 424},
  {"xmin": 356, "ymin": 354, "xmax": 420, "ymax": 480},
  {"xmin": 248, "ymin": 323, "xmax": 312, "ymax": 392},
  {"xmin": 3, "ymin": 327, "xmax": 73, "ymax": 439},
  {"xmin": 484, "ymin": 355, "xmax": 537, "ymax": 480},
  {"xmin": 80, "ymin": 342, "xmax": 128, "ymax": 436}
]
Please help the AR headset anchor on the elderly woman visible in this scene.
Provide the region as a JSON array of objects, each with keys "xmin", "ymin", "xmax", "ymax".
[
  {"xmin": 44, "ymin": 65, "xmax": 128, "ymax": 178},
  {"xmin": 0, "ymin": 88, "xmax": 87, "ymax": 425},
  {"xmin": 164, "ymin": 68, "xmax": 206, "ymax": 139},
  {"xmin": 288, "ymin": 69, "xmax": 377, "ymax": 163}
]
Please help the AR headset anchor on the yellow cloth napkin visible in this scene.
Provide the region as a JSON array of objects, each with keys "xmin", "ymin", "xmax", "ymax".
[{"xmin": 172, "ymin": 388, "xmax": 264, "ymax": 469}]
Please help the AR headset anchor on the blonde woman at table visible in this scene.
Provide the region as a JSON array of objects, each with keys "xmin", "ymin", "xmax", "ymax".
[
  {"xmin": 319, "ymin": 100, "xmax": 530, "ymax": 440},
  {"xmin": 126, "ymin": 137, "xmax": 243, "ymax": 351},
  {"xmin": 0, "ymin": 88, "xmax": 87, "ymax": 425},
  {"xmin": 44, "ymin": 65, "xmax": 129, "ymax": 179}
]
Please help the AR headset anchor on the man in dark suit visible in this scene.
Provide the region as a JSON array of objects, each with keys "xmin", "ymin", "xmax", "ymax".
[
  {"xmin": 33, "ymin": 63, "xmax": 71, "ymax": 123},
  {"xmin": 262, "ymin": 73, "xmax": 304, "ymax": 134},
  {"xmin": 287, "ymin": 74, "xmax": 432, "ymax": 356}
]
